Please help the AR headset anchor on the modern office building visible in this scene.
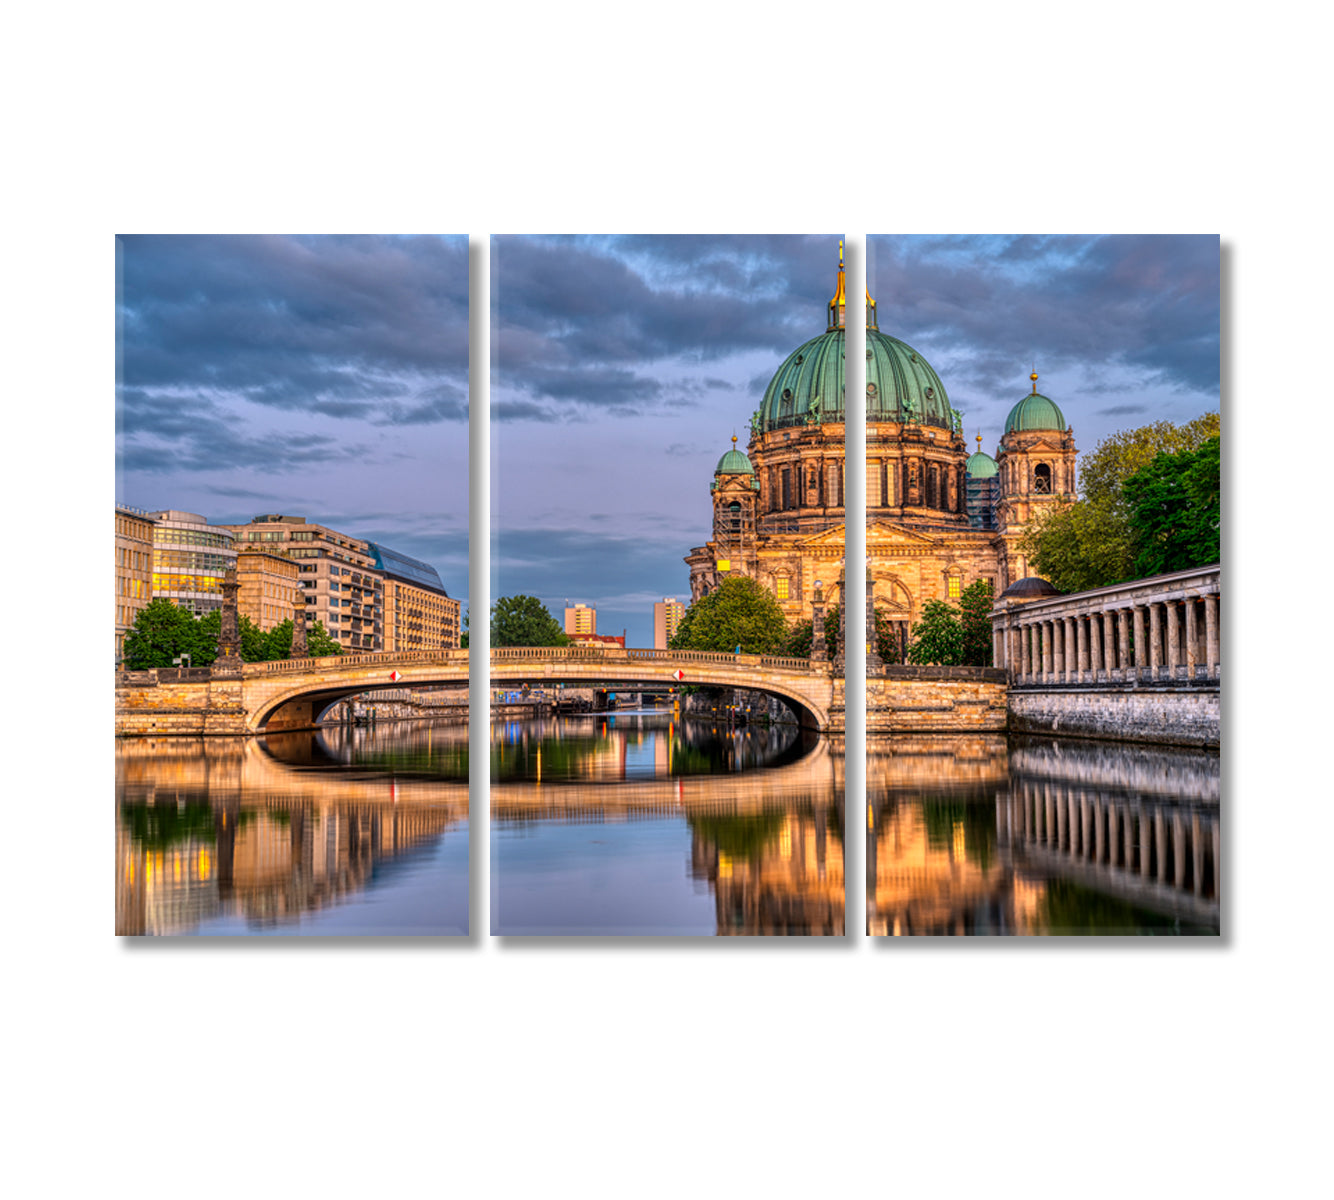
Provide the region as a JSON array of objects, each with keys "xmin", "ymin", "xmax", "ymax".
[
  {"xmin": 115, "ymin": 505, "xmax": 156, "ymax": 662},
  {"xmin": 564, "ymin": 603, "xmax": 596, "ymax": 636},
  {"xmin": 236, "ymin": 550, "xmax": 301, "ymax": 631},
  {"xmin": 366, "ymin": 542, "xmax": 461, "ymax": 650},
  {"xmin": 218, "ymin": 515, "xmax": 382, "ymax": 651},
  {"xmin": 653, "ymin": 598, "xmax": 685, "ymax": 649},
  {"xmin": 147, "ymin": 510, "xmax": 238, "ymax": 619}
]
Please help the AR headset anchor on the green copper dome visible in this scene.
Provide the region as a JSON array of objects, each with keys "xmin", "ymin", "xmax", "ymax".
[
  {"xmin": 715, "ymin": 446, "xmax": 754, "ymax": 475},
  {"xmin": 966, "ymin": 449, "xmax": 998, "ymax": 478},
  {"xmin": 757, "ymin": 327, "xmax": 955, "ymax": 433},
  {"xmin": 1004, "ymin": 390, "xmax": 1066, "ymax": 434}
]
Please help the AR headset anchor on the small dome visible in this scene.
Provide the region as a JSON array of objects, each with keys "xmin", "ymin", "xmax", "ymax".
[
  {"xmin": 1000, "ymin": 576, "xmax": 1061, "ymax": 600},
  {"xmin": 1004, "ymin": 391, "xmax": 1066, "ymax": 434},
  {"xmin": 966, "ymin": 449, "xmax": 998, "ymax": 478},
  {"xmin": 715, "ymin": 446, "xmax": 754, "ymax": 475}
]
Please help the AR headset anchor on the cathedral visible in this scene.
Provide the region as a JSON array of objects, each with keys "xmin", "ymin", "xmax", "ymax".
[{"xmin": 685, "ymin": 246, "xmax": 1078, "ymax": 659}]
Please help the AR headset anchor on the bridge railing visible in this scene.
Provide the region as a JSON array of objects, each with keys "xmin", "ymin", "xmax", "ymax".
[
  {"xmin": 244, "ymin": 649, "xmax": 469, "ymax": 675},
  {"xmin": 236, "ymin": 646, "xmax": 820, "ymax": 677}
]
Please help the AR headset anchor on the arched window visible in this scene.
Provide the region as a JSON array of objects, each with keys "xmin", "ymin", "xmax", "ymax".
[
  {"xmin": 728, "ymin": 501, "xmax": 741, "ymax": 532},
  {"xmin": 1034, "ymin": 463, "xmax": 1052, "ymax": 494}
]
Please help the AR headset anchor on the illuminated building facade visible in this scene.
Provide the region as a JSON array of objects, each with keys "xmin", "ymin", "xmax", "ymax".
[
  {"xmin": 115, "ymin": 505, "xmax": 156, "ymax": 662},
  {"xmin": 565, "ymin": 603, "xmax": 596, "ymax": 636},
  {"xmin": 367, "ymin": 542, "xmax": 461, "ymax": 651},
  {"xmin": 654, "ymin": 598, "xmax": 685, "ymax": 649},
  {"xmin": 685, "ymin": 248, "xmax": 1077, "ymax": 657},
  {"xmin": 148, "ymin": 509, "xmax": 238, "ymax": 619},
  {"xmin": 236, "ymin": 549, "xmax": 300, "ymax": 631}
]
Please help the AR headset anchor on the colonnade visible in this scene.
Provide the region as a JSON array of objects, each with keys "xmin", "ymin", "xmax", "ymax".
[{"xmin": 993, "ymin": 565, "xmax": 1220, "ymax": 687}]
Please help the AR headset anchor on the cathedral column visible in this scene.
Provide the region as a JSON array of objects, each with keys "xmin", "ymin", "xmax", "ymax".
[{"xmin": 1205, "ymin": 593, "xmax": 1219, "ymax": 679}]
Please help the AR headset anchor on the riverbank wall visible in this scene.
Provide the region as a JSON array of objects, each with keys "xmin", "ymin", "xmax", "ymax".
[{"xmin": 1007, "ymin": 684, "xmax": 1219, "ymax": 749}]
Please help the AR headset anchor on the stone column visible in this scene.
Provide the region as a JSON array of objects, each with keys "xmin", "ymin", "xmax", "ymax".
[
  {"xmin": 1149, "ymin": 603, "xmax": 1162, "ymax": 680},
  {"xmin": 1076, "ymin": 615, "xmax": 1088, "ymax": 681},
  {"xmin": 1166, "ymin": 601, "xmax": 1180, "ymax": 680},
  {"xmin": 1185, "ymin": 597, "xmax": 1199, "ymax": 681},
  {"xmin": 1064, "ymin": 617, "xmax": 1076, "ymax": 682},
  {"xmin": 810, "ymin": 585, "xmax": 827, "ymax": 662},
  {"xmin": 1042, "ymin": 620, "xmax": 1053, "ymax": 681},
  {"xmin": 993, "ymin": 627, "xmax": 1003, "ymax": 671},
  {"xmin": 1022, "ymin": 623, "xmax": 1033, "ymax": 679},
  {"xmin": 1103, "ymin": 611, "xmax": 1117, "ymax": 680},
  {"xmin": 1009, "ymin": 623, "xmax": 1022, "ymax": 683},
  {"xmin": 214, "ymin": 569, "xmax": 243, "ymax": 677},
  {"xmin": 292, "ymin": 591, "xmax": 309, "ymax": 659},
  {"xmin": 1133, "ymin": 604, "xmax": 1147, "ymax": 679},
  {"xmin": 1089, "ymin": 613, "xmax": 1102, "ymax": 679},
  {"xmin": 1205, "ymin": 593, "xmax": 1219, "ymax": 679},
  {"xmin": 1117, "ymin": 610, "xmax": 1130, "ymax": 684}
]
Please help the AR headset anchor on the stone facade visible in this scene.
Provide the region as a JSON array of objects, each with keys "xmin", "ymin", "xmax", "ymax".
[{"xmin": 115, "ymin": 505, "xmax": 155, "ymax": 663}]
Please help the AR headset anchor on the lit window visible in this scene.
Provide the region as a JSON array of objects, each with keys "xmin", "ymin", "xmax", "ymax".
[
  {"xmin": 947, "ymin": 576, "xmax": 961, "ymax": 600},
  {"xmin": 777, "ymin": 578, "xmax": 789, "ymax": 600}
]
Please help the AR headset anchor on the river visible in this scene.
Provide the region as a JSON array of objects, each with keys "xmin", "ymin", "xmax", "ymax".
[
  {"xmin": 490, "ymin": 711, "xmax": 845, "ymax": 936},
  {"xmin": 115, "ymin": 723, "xmax": 470, "ymax": 936}
]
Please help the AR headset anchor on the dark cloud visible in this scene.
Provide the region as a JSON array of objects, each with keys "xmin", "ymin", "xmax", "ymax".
[
  {"xmin": 871, "ymin": 234, "xmax": 1219, "ymax": 398},
  {"xmin": 117, "ymin": 234, "xmax": 469, "ymax": 426},
  {"xmin": 491, "ymin": 234, "xmax": 839, "ymax": 417}
]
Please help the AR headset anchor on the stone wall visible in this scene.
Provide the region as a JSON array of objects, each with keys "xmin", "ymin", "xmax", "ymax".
[
  {"xmin": 116, "ymin": 670, "xmax": 248, "ymax": 737},
  {"xmin": 1008, "ymin": 685, "xmax": 1219, "ymax": 749},
  {"xmin": 865, "ymin": 666, "xmax": 1009, "ymax": 734}
]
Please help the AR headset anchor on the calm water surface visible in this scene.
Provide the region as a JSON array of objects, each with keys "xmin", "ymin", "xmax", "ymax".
[
  {"xmin": 491, "ymin": 712, "xmax": 844, "ymax": 936},
  {"xmin": 868, "ymin": 733, "xmax": 1220, "ymax": 935},
  {"xmin": 116, "ymin": 723, "xmax": 469, "ymax": 936}
]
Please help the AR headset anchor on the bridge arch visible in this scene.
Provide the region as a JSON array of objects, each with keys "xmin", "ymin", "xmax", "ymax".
[{"xmin": 240, "ymin": 649, "xmax": 834, "ymax": 733}]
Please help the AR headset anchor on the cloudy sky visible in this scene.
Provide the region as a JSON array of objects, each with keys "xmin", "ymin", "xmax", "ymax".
[
  {"xmin": 492, "ymin": 233, "xmax": 1219, "ymax": 647},
  {"xmin": 115, "ymin": 234, "xmax": 470, "ymax": 604},
  {"xmin": 491, "ymin": 235, "xmax": 839, "ymax": 646}
]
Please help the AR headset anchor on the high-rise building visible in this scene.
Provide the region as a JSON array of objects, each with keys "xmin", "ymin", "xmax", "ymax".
[
  {"xmin": 218, "ymin": 515, "xmax": 382, "ymax": 651},
  {"xmin": 366, "ymin": 542, "xmax": 461, "ymax": 650},
  {"xmin": 654, "ymin": 598, "xmax": 685, "ymax": 649},
  {"xmin": 148, "ymin": 510, "xmax": 238, "ymax": 619},
  {"xmin": 564, "ymin": 603, "xmax": 596, "ymax": 636},
  {"xmin": 115, "ymin": 505, "xmax": 156, "ymax": 662}
]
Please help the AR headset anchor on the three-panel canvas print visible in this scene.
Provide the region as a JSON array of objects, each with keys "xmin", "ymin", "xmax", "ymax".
[{"xmin": 115, "ymin": 233, "xmax": 1221, "ymax": 937}]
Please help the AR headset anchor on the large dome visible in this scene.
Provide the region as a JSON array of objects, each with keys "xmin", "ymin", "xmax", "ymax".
[{"xmin": 757, "ymin": 326, "xmax": 954, "ymax": 433}]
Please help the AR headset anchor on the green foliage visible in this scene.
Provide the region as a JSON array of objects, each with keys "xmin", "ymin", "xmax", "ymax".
[
  {"xmin": 264, "ymin": 618, "xmax": 343, "ymax": 659},
  {"xmin": 907, "ymin": 599, "xmax": 965, "ymax": 666},
  {"xmin": 122, "ymin": 600, "xmax": 342, "ymax": 668},
  {"xmin": 1123, "ymin": 436, "xmax": 1220, "ymax": 577},
  {"xmin": 782, "ymin": 606, "xmax": 840, "ymax": 658},
  {"xmin": 958, "ymin": 580, "xmax": 994, "ymax": 666},
  {"xmin": 122, "ymin": 598, "xmax": 217, "ymax": 668},
  {"xmin": 670, "ymin": 576, "xmax": 788, "ymax": 655},
  {"xmin": 1022, "ymin": 412, "xmax": 1219, "ymax": 592},
  {"xmin": 490, "ymin": 595, "xmax": 568, "ymax": 648}
]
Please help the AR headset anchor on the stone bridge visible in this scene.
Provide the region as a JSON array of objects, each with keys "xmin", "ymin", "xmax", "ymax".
[{"xmin": 116, "ymin": 647, "xmax": 839, "ymax": 736}]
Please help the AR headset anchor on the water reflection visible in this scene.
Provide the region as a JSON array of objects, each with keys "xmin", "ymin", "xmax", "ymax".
[
  {"xmin": 116, "ymin": 727, "xmax": 469, "ymax": 936},
  {"xmin": 490, "ymin": 713, "xmax": 844, "ymax": 936},
  {"xmin": 868, "ymin": 734, "xmax": 1220, "ymax": 935}
]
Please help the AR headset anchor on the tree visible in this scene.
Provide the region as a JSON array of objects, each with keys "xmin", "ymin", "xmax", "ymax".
[
  {"xmin": 1123, "ymin": 435, "xmax": 1220, "ymax": 577},
  {"xmin": 907, "ymin": 599, "xmax": 964, "ymax": 665},
  {"xmin": 122, "ymin": 598, "xmax": 215, "ymax": 668},
  {"xmin": 669, "ymin": 576, "xmax": 788, "ymax": 654},
  {"xmin": 783, "ymin": 606, "xmax": 840, "ymax": 658},
  {"xmin": 958, "ymin": 579, "xmax": 994, "ymax": 666},
  {"xmin": 263, "ymin": 618, "xmax": 343, "ymax": 659},
  {"xmin": 1021, "ymin": 412, "xmax": 1219, "ymax": 592},
  {"xmin": 197, "ymin": 609, "xmax": 269, "ymax": 661},
  {"xmin": 491, "ymin": 595, "xmax": 567, "ymax": 647},
  {"xmin": 459, "ymin": 607, "xmax": 470, "ymax": 649}
]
